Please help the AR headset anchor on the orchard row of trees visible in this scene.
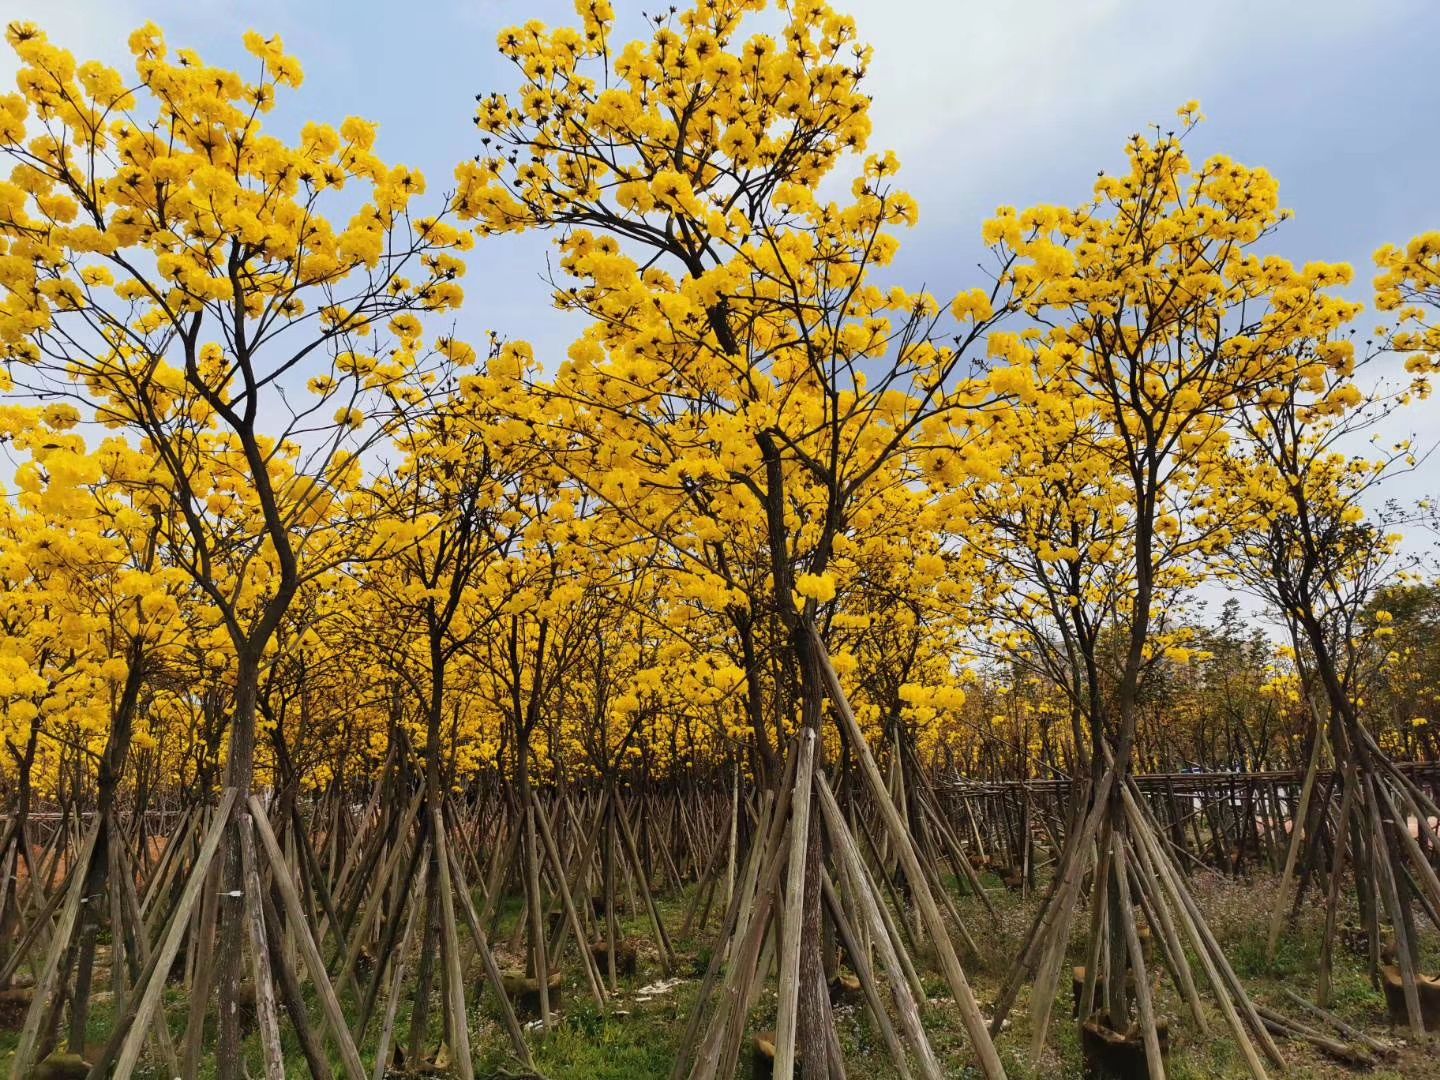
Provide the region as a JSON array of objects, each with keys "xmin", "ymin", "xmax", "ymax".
[{"xmin": 1, "ymin": 2, "xmax": 1438, "ymax": 1078}]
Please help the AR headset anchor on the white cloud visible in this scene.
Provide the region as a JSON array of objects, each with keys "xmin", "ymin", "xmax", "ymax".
[{"xmin": 847, "ymin": 0, "xmax": 1420, "ymax": 215}]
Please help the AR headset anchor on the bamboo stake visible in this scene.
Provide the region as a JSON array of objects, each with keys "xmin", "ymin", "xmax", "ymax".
[
  {"xmin": 111, "ymin": 823, "xmax": 184, "ymax": 1077},
  {"xmin": 531, "ymin": 790, "xmax": 606, "ymax": 1005},
  {"xmin": 774, "ymin": 729, "xmax": 816, "ymax": 1080},
  {"xmin": 181, "ymin": 839, "xmax": 223, "ymax": 1076},
  {"xmin": 1126, "ymin": 817, "xmax": 1207, "ymax": 1033},
  {"xmin": 614, "ymin": 789, "xmax": 676, "ymax": 971},
  {"xmin": 103, "ymin": 788, "xmax": 237, "ymax": 1080},
  {"xmin": 1025, "ymin": 863, "xmax": 1081, "ymax": 1062},
  {"xmin": 338, "ymin": 788, "xmax": 422, "ymax": 991},
  {"xmin": 522, "ymin": 796, "xmax": 551, "ymax": 1027},
  {"xmin": 138, "ymin": 802, "xmax": 193, "ymax": 919},
  {"xmin": 1113, "ymin": 835, "xmax": 1165, "ymax": 1080},
  {"xmin": 371, "ymin": 876, "xmax": 423, "ymax": 1080},
  {"xmin": 690, "ymin": 823, "xmax": 787, "ymax": 1080},
  {"xmin": 820, "ymin": 870, "xmax": 913, "ymax": 1080},
  {"xmin": 1267, "ymin": 730, "xmax": 1321, "ymax": 961},
  {"xmin": 812, "ymin": 631, "xmax": 1006, "ymax": 1080},
  {"xmin": 12, "ymin": 816, "xmax": 100, "ymax": 1078},
  {"xmin": 1362, "ymin": 773, "xmax": 1423, "ymax": 1034},
  {"xmin": 1317, "ymin": 767, "xmax": 1357, "ymax": 1007},
  {"xmin": 1122, "ymin": 787, "xmax": 1273, "ymax": 1080},
  {"xmin": 432, "ymin": 810, "xmax": 475, "ymax": 1080},
  {"xmin": 262, "ymin": 882, "xmax": 335, "ymax": 1080},
  {"xmin": 677, "ymin": 772, "xmax": 790, "ymax": 1080},
  {"xmin": 444, "ymin": 825, "xmax": 536, "ymax": 1071},
  {"xmin": 1279, "ymin": 988, "xmax": 1394, "ymax": 1057},
  {"xmin": 818, "ymin": 774, "xmax": 942, "ymax": 1080},
  {"xmin": 726, "ymin": 762, "xmax": 740, "ymax": 913},
  {"xmin": 249, "ymin": 794, "xmax": 368, "ymax": 1080},
  {"xmin": 241, "ymin": 813, "xmax": 287, "ymax": 1080}
]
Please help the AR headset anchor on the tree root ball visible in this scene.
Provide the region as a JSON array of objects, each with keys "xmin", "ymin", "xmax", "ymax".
[
  {"xmin": 828, "ymin": 971, "xmax": 862, "ymax": 1006},
  {"xmin": 0, "ymin": 985, "xmax": 34, "ymax": 1030},
  {"xmin": 29, "ymin": 1051, "xmax": 92, "ymax": 1080},
  {"xmin": 1380, "ymin": 963, "xmax": 1440, "ymax": 1030},
  {"xmin": 751, "ymin": 1030, "xmax": 802, "ymax": 1079},
  {"xmin": 383, "ymin": 1042, "xmax": 459, "ymax": 1079},
  {"xmin": 1080, "ymin": 1011, "xmax": 1170, "ymax": 1080},
  {"xmin": 500, "ymin": 970, "xmax": 563, "ymax": 1018},
  {"xmin": 590, "ymin": 937, "xmax": 638, "ymax": 978}
]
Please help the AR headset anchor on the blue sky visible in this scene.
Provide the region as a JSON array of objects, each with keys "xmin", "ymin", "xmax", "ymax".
[{"xmin": 5, "ymin": 0, "xmax": 1438, "ymax": 555}]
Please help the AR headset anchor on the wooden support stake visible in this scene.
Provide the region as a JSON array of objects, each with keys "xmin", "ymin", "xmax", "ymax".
[
  {"xmin": 103, "ymin": 789, "xmax": 237, "ymax": 1080},
  {"xmin": 241, "ymin": 812, "xmax": 287, "ymax": 1080},
  {"xmin": 818, "ymin": 774, "xmax": 942, "ymax": 1080},
  {"xmin": 814, "ymin": 630, "xmax": 1006, "ymax": 1080},
  {"xmin": 773, "ymin": 730, "xmax": 816, "ymax": 1080},
  {"xmin": 432, "ymin": 809, "xmax": 475, "ymax": 1080},
  {"xmin": 250, "ymin": 794, "xmax": 368, "ymax": 1080},
  {"xmin": 12, "ymin": 816, "xmax": 101, "ymax": 1078}
]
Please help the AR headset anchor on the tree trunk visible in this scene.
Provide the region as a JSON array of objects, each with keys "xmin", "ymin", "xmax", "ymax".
[{"xmin": 216, "ymin": 652, "xmax": 261, "ymax": 1080}]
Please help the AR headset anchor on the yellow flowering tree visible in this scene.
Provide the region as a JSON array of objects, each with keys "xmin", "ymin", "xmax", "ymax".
[
  {"xmin": 0, "ymin": 20, "xmax": 470, "ymax": 1073},
  {"xmin": 1221, "ymin": 299, "xmax": 1435, "ymax": 1020},
  {"xmin": 983, "ymin": 113, "xmax": 1363, "ymax": 1066},
  {"xmin": 465, "ymin": 3, "xmax": 1021, "ymax": 1072}
]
